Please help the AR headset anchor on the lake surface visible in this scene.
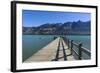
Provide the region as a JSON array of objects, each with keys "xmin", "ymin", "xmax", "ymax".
[{"xmin": 22, "ymin": 35, "xmax": 91, "ymax": 61}]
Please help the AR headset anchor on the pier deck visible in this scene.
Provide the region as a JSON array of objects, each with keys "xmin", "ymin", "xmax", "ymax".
[{"xmin": 24, "ymin": 37, "xmax": 75, "ymax": 63}]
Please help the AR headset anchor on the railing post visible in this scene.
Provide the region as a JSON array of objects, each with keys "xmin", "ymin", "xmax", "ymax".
[
  {"xmin": 70, "ymin": 40, "xmax": 73, "ymax": 55},
  {"xmin": 78, "ymin": 43, "xmax": 82, "ymax": 60}
]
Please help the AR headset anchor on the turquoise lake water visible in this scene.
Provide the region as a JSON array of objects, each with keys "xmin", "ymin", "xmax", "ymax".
[{"xmin": 22, "ymin": 35, "xmax": 91, "ymax": 61}]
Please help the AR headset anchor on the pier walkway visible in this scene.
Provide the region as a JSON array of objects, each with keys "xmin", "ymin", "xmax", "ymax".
[{"xmin": 24, "ymin": 37, "xmax": 75, "ymax": 63}]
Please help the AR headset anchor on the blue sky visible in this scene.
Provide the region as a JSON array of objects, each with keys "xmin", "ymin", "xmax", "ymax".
[{"xmin": 22, "ymin": 10, "xmax": 91, "ymax": 27}]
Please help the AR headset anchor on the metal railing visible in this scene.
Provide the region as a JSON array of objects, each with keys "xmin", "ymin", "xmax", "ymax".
[{"xmin": 62, "ymin": 37, "xmax": 91, "ymax": 60}]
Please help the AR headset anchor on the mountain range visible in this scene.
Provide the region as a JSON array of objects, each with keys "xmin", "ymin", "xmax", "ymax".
[{"xmin": 23, "ymin": 20, "xmax": 91, "ymax": 35}]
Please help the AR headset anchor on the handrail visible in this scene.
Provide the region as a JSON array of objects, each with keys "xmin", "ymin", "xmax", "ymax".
[
  {"xmin": 81, "ymin": 47, "xmax": 91, "ymax": 56},
  {"xmin": 72, "ymin": 48, "xmax": 79, "ymax": 56},
  {"xmin": 72, "ymin": 42, "xmax": 79, "ymax": 47},
  {"xmin": 62, "ymin": 37, "xmax": 91, "ymax": 60}
]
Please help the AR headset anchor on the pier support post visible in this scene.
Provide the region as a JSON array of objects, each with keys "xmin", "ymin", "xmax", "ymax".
[{"xmin": 78, "ymin": 43, "xmax": 82, "ymax": 60}]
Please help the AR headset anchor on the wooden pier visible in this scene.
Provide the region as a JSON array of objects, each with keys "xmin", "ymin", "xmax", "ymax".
[{"xmin": 24, "ymin": 36, "xmax": 91, "ymax": 63}]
